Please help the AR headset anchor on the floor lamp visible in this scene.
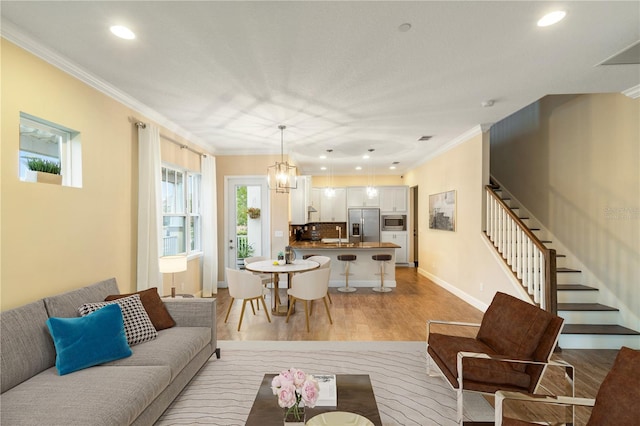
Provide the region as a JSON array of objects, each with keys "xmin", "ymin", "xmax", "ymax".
[{"xmin": 159, "ymin": 255, "xmax": 187, "ymax": 297}]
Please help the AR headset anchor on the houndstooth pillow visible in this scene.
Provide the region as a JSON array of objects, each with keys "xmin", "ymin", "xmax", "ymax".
[{"xmin": 78, "ymin": 294, "xmax": 158, "ymax": 346}]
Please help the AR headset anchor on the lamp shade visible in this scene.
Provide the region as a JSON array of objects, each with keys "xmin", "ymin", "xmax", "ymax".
[{"xmin": 159, "ymin": 255, "xmax": 187, "ymax": 274}]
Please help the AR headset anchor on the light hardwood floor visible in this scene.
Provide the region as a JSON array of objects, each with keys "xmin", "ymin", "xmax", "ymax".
[{"xmin": 216, "ymin": 267, "xmax": 618, "ymax": 424}]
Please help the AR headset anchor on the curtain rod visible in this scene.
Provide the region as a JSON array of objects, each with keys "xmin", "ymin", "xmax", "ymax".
[{"xmin": 134, "ymin": 120, "xmax": 207, "ymax": 157}]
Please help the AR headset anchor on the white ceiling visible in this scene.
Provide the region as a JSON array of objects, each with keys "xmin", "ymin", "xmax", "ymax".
[{"xmin": 2, "ymin": 1, "xmax": 639, "ymax": 175}]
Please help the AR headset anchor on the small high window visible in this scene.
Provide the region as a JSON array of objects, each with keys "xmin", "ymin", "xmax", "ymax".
[{"xmin": 19, "ymin": 112, "xmax": 82, "ymax": 187}]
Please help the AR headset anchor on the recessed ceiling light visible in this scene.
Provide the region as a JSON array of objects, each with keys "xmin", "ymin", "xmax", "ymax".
[
  {"xmin": 418, "ymin": 136, "xmax": 432, "ymax": 141},
  {"xmin": 363, "ymin": 154, "xmax": 370, "ymax": 159},
  {"xmin": 319, "ymin": 154, "xmax": 326, "ymax": 159},
  {"xmin": 110, "ymin": 25, "xmax": 136, "ymax": 40},
  {"xmin": 355, "ymin": 166, "xmax": 362, "ymax": 171},
  {"xmin": 390, "ymin": 166, "xmax": 397, "ymax": 170},
  {"xmin": 537, "ymin": 11, "xmax": 566, "ymax": 27},
  {"xmin": 320, "ymin": 166, "xmax": 327, "ymax": 171}
]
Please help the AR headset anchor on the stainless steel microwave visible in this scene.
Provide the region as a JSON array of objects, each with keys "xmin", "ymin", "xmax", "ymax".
[{"xmin": 381, "ymin": 215, "xmax": 406, "ymax": 231}]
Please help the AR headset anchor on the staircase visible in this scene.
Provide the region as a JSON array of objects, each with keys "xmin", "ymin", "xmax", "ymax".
[{"xmin": 485, "ymin": 182, "xmax": 639, "ymax": 349}]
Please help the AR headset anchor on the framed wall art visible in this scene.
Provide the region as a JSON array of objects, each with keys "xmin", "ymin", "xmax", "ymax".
[{"xmin": 429, "ymin": 190, "xmax": 456, "ymax": 231}]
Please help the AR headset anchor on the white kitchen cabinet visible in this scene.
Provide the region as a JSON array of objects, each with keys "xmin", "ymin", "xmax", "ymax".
[
  {"xmin": 319, "ymin": 187, "xmax": 346, "ymax": 222},
  {"xmin": 381, "ymin": 231, "xmax": 408, "ymax": 264},
  {"xmin": 379, "ymin": 186, "xmax": 408, "ymax": 212},
  {"xmin": 347, "ymin": 187, "xmax": 379, "ymax": 207},
  {"xmin": 290, "ymin": 176, "xmax": 312, "ymax": 224}
]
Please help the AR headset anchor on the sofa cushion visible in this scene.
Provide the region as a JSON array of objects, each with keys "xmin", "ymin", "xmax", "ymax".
[
  {"xmin": 0, "ymin": 300, "xmax": 56, "ymax": 393},
  {"xmin": 476, "ymin": 292, "xmax": 553, "ymax": 370},
  {"xmin": 0, "ymin": 365, "xmax": 171, "ymax": 426},
  {"xmin": 47, "ymin": 304, "xmax": 132, "ymax": 375},
  {"xmin": 105, "ymin": 326, "xmax": 211, "ymax": 380},
  {"xmin": 44, "ymin": 278, "xmax": 120, "ymax": 318},
  {"xmin": 429, "ymin": 333, "xmax": 532, "ymax": 389},
  {"xmin": 79, "ymin": 294, "xmax": 158, "ymax": 346},
  {"xmin": 105, "ymin": 287, "xmax": 175, "ymax": 330},
  {"xmin": 587, "ymin": 346, "xmax": 640, "ymax": 426}
]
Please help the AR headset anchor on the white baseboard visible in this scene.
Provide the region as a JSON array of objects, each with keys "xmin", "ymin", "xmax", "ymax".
[{"xmin": 417, "ymin": 267, "xmax": 489, "ymax": 312}]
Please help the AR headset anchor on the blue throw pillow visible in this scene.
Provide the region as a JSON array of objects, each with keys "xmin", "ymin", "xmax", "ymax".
[{"xmin": 46, "ymin": 303, "xmax": 132, "ymax": 375}]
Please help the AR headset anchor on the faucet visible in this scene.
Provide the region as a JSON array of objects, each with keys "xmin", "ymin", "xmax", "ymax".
[{"xmin": 337, "ymin": 226, "xmax": 342, "ymax": 246}]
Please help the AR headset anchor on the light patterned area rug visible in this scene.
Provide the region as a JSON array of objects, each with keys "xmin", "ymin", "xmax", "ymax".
[{"xmin": 156, "ymin": 341, "xmax": 493, "ymax": 426}]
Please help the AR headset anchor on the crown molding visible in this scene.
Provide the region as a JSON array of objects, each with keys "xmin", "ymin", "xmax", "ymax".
[
  {"xmin": 1, "ymin": 19, "xmax": 210, "ymax": 150},
  {"xmin": 407, "ymin": 124, "xmax": 483, "ymax": 172},
  {"xmin": 622, "ymin": 84, "xmax": 640, "ymax": 99}
]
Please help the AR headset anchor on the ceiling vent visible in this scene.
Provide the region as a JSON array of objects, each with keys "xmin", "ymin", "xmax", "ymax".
[
  {"xmin": 418, "ymin": 136, "xmax": 432, "ymax": 141},
  {"xmin": 599, "ymin": 40, "xmax": 640, "ymax": 65}
]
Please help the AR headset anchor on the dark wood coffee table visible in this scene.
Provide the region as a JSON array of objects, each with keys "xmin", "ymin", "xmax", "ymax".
[{"xmin": 246, "ymin": 374, "xmax": 382, "ymax": 426}]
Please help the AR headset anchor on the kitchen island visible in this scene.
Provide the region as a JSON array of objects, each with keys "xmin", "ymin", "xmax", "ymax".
[{"xmin": 289, "ymin": 241, "xmax": 400, "ymax": 288}]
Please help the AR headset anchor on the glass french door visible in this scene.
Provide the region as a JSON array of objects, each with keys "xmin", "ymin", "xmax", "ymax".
[{"xmin": 225, "ymin": 177, "xmax": 269, "ymax": 271}]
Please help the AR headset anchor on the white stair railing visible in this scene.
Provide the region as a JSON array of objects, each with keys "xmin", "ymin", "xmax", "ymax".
[{"xmin": 485, "ymin": 186, "xmax": 557, "ymax": 313}]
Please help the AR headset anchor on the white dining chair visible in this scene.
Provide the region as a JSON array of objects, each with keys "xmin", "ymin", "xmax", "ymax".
[
  {"xmin": 285, "ymin": 267, "xmax": 332, "ymax": 332},
  {"xmin": 243, "ymin": 256, "xmax": 273, "ymax": 287},
  {"xmin": 244, "ymin": 256, "xmax": 274, "ymax": 310},
  {"xmin": 225, "ymin": 267, "xmax": 271, "ymax": 331},
  {"xmin": 304, "ymin": 256, "xmax": 332, "ymax": 303}
]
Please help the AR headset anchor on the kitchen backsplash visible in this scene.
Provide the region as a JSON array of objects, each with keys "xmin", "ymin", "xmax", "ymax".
[{"xmin": 291, "ymin": 222, "xmax": 347, "ymax": 242}]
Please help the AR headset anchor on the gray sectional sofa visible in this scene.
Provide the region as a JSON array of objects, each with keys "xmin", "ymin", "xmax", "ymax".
[{"xmin": 0, "ymin": 278, "xmax": 219, "ymax": 425}]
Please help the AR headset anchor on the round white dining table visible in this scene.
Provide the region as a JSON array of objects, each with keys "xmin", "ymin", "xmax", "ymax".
[{"xmin": 245, "ymin": 259, "xmax": 319, "ymax": 315}]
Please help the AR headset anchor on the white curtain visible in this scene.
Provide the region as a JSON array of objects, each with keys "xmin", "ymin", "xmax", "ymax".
[
  {"xmin": 201, "ymin": 155, "xmax": 218, "ymax": 296},
  {"xmin": 137, "ymin": 123, "xmax": 163, "ymax": 291}
]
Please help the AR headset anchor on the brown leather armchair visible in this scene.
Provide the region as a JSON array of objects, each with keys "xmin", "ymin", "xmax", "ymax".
[
  {"xmin": 495, "ymin": 346, "xmax": 639, "ymax": 425},
  {"xmin": 426, "ymin": 292, "xmax": 568, "ymax": 425}
]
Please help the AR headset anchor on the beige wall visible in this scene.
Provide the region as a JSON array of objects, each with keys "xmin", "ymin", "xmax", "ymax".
[
  {"xmin": 1, "ymin": 40, "xmax": 202, "ymax": 309},
  {"xmin": 490, "ymin": 93, "xmax": 640, "ymax": 325},
  {"xmin": 403, "ymin": 130, "xmax": 518, "ymax": 308}
]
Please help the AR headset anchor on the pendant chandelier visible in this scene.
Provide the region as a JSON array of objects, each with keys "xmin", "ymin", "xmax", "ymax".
[
  {"xmin": 324, "ymin": 149, "xmax": 335, "ymax": 198},
  {"xmin": 267, "ymin": 125, "xmax": 297, "ymax": 193},
  {"xmin": 366, "ymin": 149, "xmax": 378, "ymax": 199}
]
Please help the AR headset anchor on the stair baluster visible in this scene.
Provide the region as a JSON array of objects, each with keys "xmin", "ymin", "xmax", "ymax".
[{"xmin": 484, "ymin": 185, "xmax": 557, "ymax": 314}]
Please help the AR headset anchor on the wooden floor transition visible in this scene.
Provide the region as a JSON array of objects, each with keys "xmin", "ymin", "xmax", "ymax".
[{"xmin": 215, "ymin": 267, "xmax": 618, "ymax": 425}]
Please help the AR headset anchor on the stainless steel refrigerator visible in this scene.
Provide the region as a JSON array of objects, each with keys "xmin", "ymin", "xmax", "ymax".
[{"xmin": 348, "ymin": 208, "xmax": 380, "ymax": 243}]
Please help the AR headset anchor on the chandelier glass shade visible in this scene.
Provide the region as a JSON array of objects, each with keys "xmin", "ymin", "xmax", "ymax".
[
  {"xmin": 267, "ymin": 125, "xmax": 297, "ymax": 193},
  {"xmin": 366, "ymin": 185, "xmax": 378, "ymax": 199},
  {"xmin": 324, "ymin": 149, "xmax": 335, "ymax": 198},
  {"xmin": 366, "ymin": 149, "xmax": 377, "ymax": 199}
]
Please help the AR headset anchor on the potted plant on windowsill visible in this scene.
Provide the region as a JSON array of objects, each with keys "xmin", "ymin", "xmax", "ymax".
[
  {"xmin": 25, "ymin": 158, "xmax": 62, "ymax": 185},
  {"xmin": 236, "ymin": 243, "xmax": 255, "ymax": 268}
]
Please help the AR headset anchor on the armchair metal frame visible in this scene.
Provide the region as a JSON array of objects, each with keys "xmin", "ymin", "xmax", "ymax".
[
  {"xmin": 495, "ymin": 390, "xmax": 591, "ymax": 426},
  {"xmin": 494, "ymin": 346, "xmax": 639, "ymax": 426},
  {"xmin": 426, "ymin": 319, "xmax": 574, "ymax": 425}
]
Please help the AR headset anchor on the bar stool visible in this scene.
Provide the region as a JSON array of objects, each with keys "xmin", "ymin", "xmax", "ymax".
[
  {"xmin": 337, "ymin": 254, "xmax": 357, "ymax": 293},
  {"xmin": 302, "ymin": 254, "xmax": 319, "ymax": 260},
  {"xmin": 371, "ymin": 254, "xmax": 393, "ymax": 293}
]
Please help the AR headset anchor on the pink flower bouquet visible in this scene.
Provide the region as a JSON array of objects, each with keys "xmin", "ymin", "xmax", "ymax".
[{"xmin": 271, "ymin": 368, "xmax": 319, "ymax": 421}]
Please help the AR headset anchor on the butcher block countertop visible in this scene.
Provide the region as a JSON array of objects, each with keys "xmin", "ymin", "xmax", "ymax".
[{"xmin": 290, "ymin": 241, "xmax": 400, "ymax": 249}]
